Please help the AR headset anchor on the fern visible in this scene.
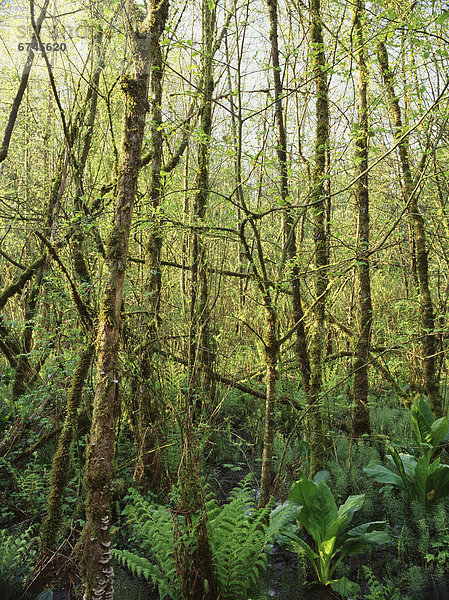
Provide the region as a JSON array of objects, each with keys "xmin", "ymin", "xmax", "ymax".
[
  {"xmin": 0, "ymin": 527, "xmax": 37, "ymax": 600},
  {"xmin": 116, "ymin": 475, "xmax": 271, "ymax": 600},
  {"xmin": 115, "ymin": 490, "xmax": 180, "ymax": 599},
  {"xmin": 208, "ymin": 476, "xmax": 272, "ymax": 599},
  {"xmin": 363, "ymin": 566, "xmax": 403, "ymax": 600}
]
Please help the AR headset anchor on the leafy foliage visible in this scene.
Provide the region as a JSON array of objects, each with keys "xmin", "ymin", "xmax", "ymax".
[
  {"xmin": 114, "ymin": 475, "xmax": 272, "ymax": 600},
  {"xmin": 362, "ymin": 566, "xmax": 403, "ymax": 600},
  {"xmin": 113, "ymin": 490, "xmax": 179, "ymax": 599},
  {"xmin": 207, "ymin": 476, "xmax": 272, "ymax": 599},
  {"xmin": 364, "ymin": 398, "xmax": 449, "ymax": 510},
  {"xmin": 271, "ymin": 475, "xmax": 389, "ymax": 596},
  {"xmin": 0, "ymin": 526, "xmax": 37, "ymax": 600}
]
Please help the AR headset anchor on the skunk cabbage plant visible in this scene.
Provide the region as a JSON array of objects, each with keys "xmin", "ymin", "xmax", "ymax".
[
  {"xmin": 364, "ymin": 398, "xmax": 449, "ymax": 511},
  {"xmin": 271, "ymin": 475, "xmax": 389, "ymax": 597}
]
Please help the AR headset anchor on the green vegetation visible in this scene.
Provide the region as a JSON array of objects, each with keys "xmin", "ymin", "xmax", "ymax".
[
  {"xmin": 271, "ymin": 476, "xmax": 388, "ymax": 596},
  {"xmin": 365, "ymin": 398, "xmax": 449, "ymax": 511},
  {"xmin": 1, "ymin": 0, "xmax": 449, "ymax": 598},
  {"xmin": 114, "ymin": 476, "xmax": 273, "ymax": 600}
]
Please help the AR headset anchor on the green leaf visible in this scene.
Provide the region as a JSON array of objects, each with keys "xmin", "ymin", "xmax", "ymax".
[
  {"xmin": 330, "ymin": 577, "xmax": 360, "ymax": 597},
  {"xmin": 337, "ymin": 494, "xmax": 364, "ymax": 532},
  {"xmin": 291, "ymin": 480, "xmax": 339, "ymax": 545},
  {"xmin": 338, "ymin": 530, "xmax": 389, "ymax": 563},
  {"xmin": 283, "ymin": 529, "xmax": 319, "ymax": 563},
  {"xmin": 411, "ymin": 398, "xmax": 434, "ymax": 445},
  {"xmin": 388, "ymin": 447, "xmax": 414, "ymax": 498},
  {"xmin": 363, "ymin": 463, "xmax": 403, "ymax": 488},
  {"xmin": 414, "ymin": 455, "xmax": 430, "ymax": 506},
  {"xmin": 436, "ymin": 11, "xmax": 449, "ymax": 24},
  {"xmin": 387, "ymin": 452, "xmax": 416, "ymax": 479},
  {"xmin": 346, "ymin": 521, "xmax": 388, "ymax": 537},
  {"xmin": 431, "ymin": 417, "xmax": 449, "ymax": 448}
]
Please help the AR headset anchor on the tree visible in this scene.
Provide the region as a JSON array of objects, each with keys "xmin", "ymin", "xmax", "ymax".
[
  {"xmin": 351, "ymin": 0, "xmax": 373, "ymax": 437},
  {"xmin": 77, "ymin": 2, "xmax": 169, "ymax": 598}
]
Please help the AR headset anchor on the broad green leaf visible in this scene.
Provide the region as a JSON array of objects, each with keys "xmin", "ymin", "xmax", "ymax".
[
  {"xmin": 309, "ymin": 482, "xmax": 339, "ymax": 543},
  {"xmin": 289, "ymin": 478, "xmax": 316, "ymax": 506},
  {"xmin": 330, "ymin": 577, "xmax": 360, "ymax": 597},
  {"xmin": 363, "ymin": 463, "xmax": 403, "ymax": 488},
  {"xmin": 337, "ymin": 494, "xmax": 364, "ymax": 532},
  {"xmin": 289, "ymin": 479, "xmax": 339, "ymax": 545},
  {"xmin": 338, "ymin": 530, "xmax": 389, "ymax": 561},
  {"xmin": 387, "ymin": 452, "xmax": 416, "ymax": 479},
  {"xmin": 270, "ymin": 501, "xmax": 301, "ymax": 527},
  {"xmin": 319, "ymin": 536, "xmax": 336, "ymax": 560},
  {"xmin": 411, "ymin": 398, "xmax": 434, "ymax": 445},
  {"xmin": 388, "ymin": 447, "xmax": 414, "ymax": 498},
  {"xmin": 346, "ymin": 521, "xmax": 387, "ymax": 537},
  {"xmin": 414, "ymin": 455, "xmax": 430, "ymax": 506},
  {"xmin": 282, "ymin": 529, "xmax": 319, "ymax": 564},
  {"xmin": 431, "ymin": 417, "xmax": 449, "ymax": 448}
]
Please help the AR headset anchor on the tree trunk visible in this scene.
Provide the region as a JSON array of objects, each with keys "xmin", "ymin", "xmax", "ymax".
[
  {"xmin": 76, "ymin": 3, "xmax": 169, "ymax": 598},
  {"xmin": 189, "ymin": 0, "xmax": 216, "ymax": 416},
  {"xmin": 308, "ymin": 0, "xmax": 329, "ymax": 477},
  {"xmin": 377, "ymin": 41, "xmax": 441, "ymax": 416},
  {"xmin": 135, "ymin": 6, "xmax": 167, "ymax": 493},
  {"xmin": 266, "ymin": 0, "xmax": 311, "ymax": 395},
  {"xmin": 351, "ymin": 0, "xmax": 372, "ymax": 437},
  {"xmin": 40, "ymin": 344, "xmax": 94, "ymax": 550},
  {"xmin": 259, "ymin": 308, "xmax": 278, "ymax": 508}
]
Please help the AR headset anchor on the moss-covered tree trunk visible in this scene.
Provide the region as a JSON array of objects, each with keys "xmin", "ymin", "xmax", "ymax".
[
  {"xmin": 76, "ymin": 3, "xmax": 168, "ymax": 598},
  {"xmin": 308, "ymin": 0, "xmax": 329, "ymax": 477},
  {"xmin": 135, "ymin": 9, "xmax": 167, "ymax": 493},
  {"xmin": 266, "ymin": 0, "xmax": 311, "ymax": 396},
  {"xmin": 40, "ymin": 343, "xmax": 94, "ymax": 550},
  {"xmin": 351, "ymin": 0, "xmax": 372, "ymax": 437},
  {"xmin": 259, "ymin": 307, "xmax": 279, "ymax": 508},
  {"xmin": 377, "ymin": 41, "xmax": 441, "ymax": 416},
  {"xmin": 189, "ymin": 0, "xmax": 216, "ymax": 416}
]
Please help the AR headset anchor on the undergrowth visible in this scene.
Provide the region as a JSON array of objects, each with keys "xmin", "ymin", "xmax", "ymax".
[
  {"xmin": 0, "ymin": 526, "xmax": 38, "ymax": 600},
  {"xmin": 113, "ymin": 475, "xmax": 274, "ymax": 600}
]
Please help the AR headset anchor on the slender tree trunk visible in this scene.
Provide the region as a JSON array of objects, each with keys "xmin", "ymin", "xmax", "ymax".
[
  {"xmin": 172, "ymin": 3, "xmax": 220, "ymax": 597},
  {"xmin": 40, "ymin": 344, "xmax": 94, "ymax": 550},
  {"xmin": 189, "ymin": 0, "xmax": 216, "ymax": 415},
  {"xmin": 351, "ymin": 0, "xmax": 372, "ymax": 437},
  {"xmin": 136, "ymin": 6, "xmax": 167, "ymax": 492},
  {"xmin": 0, "ymin": 0, "xmax": 50, "ymax": 163},
  {"xmin": 308, "ymin": 0, "xmax": 329, "ymax": 477},
  {"xmin": 266, "ymin": 0, "xmax": 311, "ymax": 395},
  {"xmin": 77, "ymin": 3, "xmax": 168, "ymax": 598},
  {"xmin": 259, "ymin": 307, "xmax": 279, "ymax": 507},
  {"xmin": 377, "ymin": 41, "xmax": 441, "ymax": 416}
]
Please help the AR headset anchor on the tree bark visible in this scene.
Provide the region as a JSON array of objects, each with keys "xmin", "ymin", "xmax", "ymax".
[
  {"xmin": 377, "ymin": 41, "xmax": 441, "ymax": 416},
  {"xmin": 308, "ymin": 0, "xmax": 329, "ymax": 477},
  {"xmin": 351, "ymin": 0, "xmax": 372, "ymax": 437},
  {"xmin": 40, "ymin": 344, "xmax": 94, "ymax": 550},
  {"xmin": 76, "ymin": 2, "xmax": 169, "ymax": 598},
  {"xmin": 266, "ymin": 0, "xmax": 311, "ymax": 394},
  {"xmin": 135, "ymin": 3, "xmax": 167, "ymax": 492},
  {"xmin": 189, "ymin": 0, "xmax": 217, "ymax": 415}
]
